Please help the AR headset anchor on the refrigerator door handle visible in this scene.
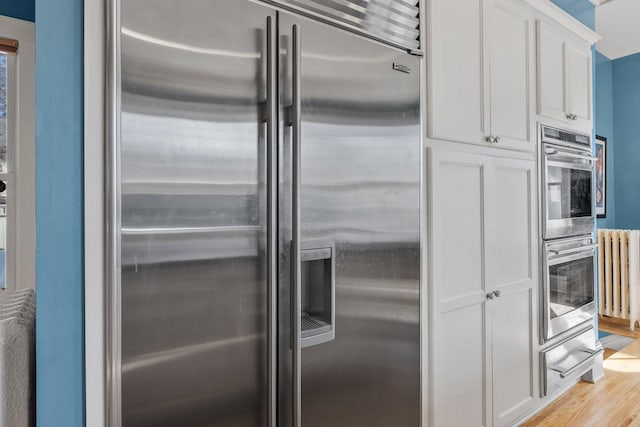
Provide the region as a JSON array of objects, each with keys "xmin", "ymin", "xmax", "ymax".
[
  {"xmin": 290, "ymin": 23, "xmax": 302, "ymax": 427},
  {"xmin": 266, "ymin": 15, "xmax": 277, "ymax": 427}
]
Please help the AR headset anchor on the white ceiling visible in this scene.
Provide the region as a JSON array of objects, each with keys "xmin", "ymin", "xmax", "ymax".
[{"xmin": 595, "ymin": 0, "xmax": 640, "ymax": 59}]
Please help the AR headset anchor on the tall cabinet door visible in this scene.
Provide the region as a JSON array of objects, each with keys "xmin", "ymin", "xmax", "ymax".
[
  {"xmin": 430, "ymin": 149, "xmax": 491, "ymax": 427},
  {"xmin": 428, "ymin": 0, "xmax": 489, "ymax": 145},
  {"xmin": 566, "ymin": 43, "xmax": 592, "ymax": 128},
  {"xmin": 487, "ymin": 158, "xmax": 538, "ymax": 427},
  {"xmin": 537, "ymin": 21, "xmax": 567, "ymax": 123},
  {"xmin": 118, "ymin": 1, "xmax": 274, "ymax": 425},
  {"xmin": 488, "ymin": 0, "xmax": 534, "ymax": 150}
]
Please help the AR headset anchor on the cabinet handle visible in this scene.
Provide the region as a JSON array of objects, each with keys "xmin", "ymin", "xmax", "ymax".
[{"xmin": 567, "ymin": 113, "xmax": 577, "ymax": 121}]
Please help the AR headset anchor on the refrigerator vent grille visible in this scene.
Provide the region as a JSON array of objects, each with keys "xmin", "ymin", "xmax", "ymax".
[{"xmin": 265, "ymin": 0, "xmax": 420, "ymax": 51}]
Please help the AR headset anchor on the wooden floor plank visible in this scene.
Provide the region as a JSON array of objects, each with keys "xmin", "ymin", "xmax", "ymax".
[
  {"xmin": 521, "ymin": 338, "xmax": 640, "ymax": 426},
  {"xmin": 599, "ymin": 316, "xmax": 640, "ymax": 339}
]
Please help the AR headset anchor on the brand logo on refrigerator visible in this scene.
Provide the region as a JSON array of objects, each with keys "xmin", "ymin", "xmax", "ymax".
[{"xmin": 392, "ymin": 63, "xmax": 411, "ymax": 74}]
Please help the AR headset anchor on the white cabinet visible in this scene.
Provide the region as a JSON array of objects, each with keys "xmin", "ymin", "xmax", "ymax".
[
  {"xmin": 537, "ymin": 20, "xmax": 592, "ymax": 129},
  {"xmin": 428, "ymin": 0, "xmax": 534, "ymax": 151},
  {"xmin": 429, "ymin": 149, "xmax": 538, "ymax": 427}
]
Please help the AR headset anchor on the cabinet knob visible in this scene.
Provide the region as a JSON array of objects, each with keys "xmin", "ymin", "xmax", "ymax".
[
  {"xmin": 486, "ymin": 292, "xmax": 495, "ymax": 300},
  {"xmin": 493, "ymin": 290, "xmax": 502, "ymax": 298},
  {"xmin": 485, "ymin": 135, "xmax": 500, "ymax": 144}
]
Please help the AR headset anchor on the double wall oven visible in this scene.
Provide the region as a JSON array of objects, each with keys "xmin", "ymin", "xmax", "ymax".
[{"xmin": 539, "ymin": 125, "xmax": 602, "ymax": 396}]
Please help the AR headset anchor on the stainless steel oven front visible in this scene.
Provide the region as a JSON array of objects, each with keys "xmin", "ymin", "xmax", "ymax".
[
  {"xmin": 542, "ymin": 236, "xmax": 597, "ymax": 342},
  {"xmin": 541, "ymin": 141, "xmax": 596, "ymax": 240}
]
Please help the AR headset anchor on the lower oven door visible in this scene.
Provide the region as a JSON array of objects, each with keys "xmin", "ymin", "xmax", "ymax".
[
  {"xmin": 542, "ymin": 145, "xmax": 596, "ymax": 240},
  {"xmin": 543, "ymin": 237, "xmax": 597, "ymax": 342}
]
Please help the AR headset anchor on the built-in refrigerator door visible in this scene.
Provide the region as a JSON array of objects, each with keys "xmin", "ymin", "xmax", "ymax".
[
  {"xmin": 116, "ymin": 1, "xmax": 276, "ymax": 425},
  {"xmin": 277, "ymin": 12, "xmax": 421, "ymax": 427}
]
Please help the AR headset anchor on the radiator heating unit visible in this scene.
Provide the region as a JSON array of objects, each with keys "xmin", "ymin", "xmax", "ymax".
[{"xmin": 598, "ymin": 229, "xmax": 640, "ymax": 330}]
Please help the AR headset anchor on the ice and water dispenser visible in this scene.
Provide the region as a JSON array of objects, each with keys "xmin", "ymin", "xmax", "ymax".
[{"xmin": 300, "ymin": 241, "xmax": 335, "ymax": 348}]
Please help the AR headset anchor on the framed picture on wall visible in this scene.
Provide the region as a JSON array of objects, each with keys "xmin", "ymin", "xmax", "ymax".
[{"xmin": 595, "ymin": 135, "xmax": 607, "ymax": 218}]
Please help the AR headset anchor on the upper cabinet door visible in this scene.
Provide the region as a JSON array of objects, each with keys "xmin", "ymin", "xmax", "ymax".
[
  {"xmin": 488, "ymin": 0, "xmax": 534, "ymax": 150},
  {"xmin": 566, "ymin": 42, "xmax": 592, "ymax": 128},
  {"xmin": 428, "ymin": 0, "xmax": 488, "ymax": 145},
  {"xmin": 537, "ymin": 21, "xmax": 567, "ymax": 123}
]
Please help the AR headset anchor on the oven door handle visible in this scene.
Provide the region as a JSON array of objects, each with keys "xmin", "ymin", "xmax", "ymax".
[
  {"xmin": 549, "ymin": 244, "xmax": 599, "ymax": 257},
  {"xmin": 545, "ymin": 149, "xmax": 598, "ymax": 162}
]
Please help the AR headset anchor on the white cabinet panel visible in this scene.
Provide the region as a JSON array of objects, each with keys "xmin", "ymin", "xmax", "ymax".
[
  {"xmin": 566, "ymin": 44, "xmax": 592, "ymax": 128},
  {"xmin": 430, "ymin": 151, "xmax": 538, "ymax": 427},
  {"xmin": 490, "ymin": 161, "xmax": 532, "ymax": 287},
  {"xmin": 537, "ymin": 21, "xmax": 566, "ymax": 122},
  {"xmin": 490, "ymin": 159, "xmax": 537, "ymax": 427},
  {"xmin": 537, "ymin": 19, "xmax": 593, "ymax": 129},
  {"xmin": 436, "ymin": 306, "xmax": 488, "ymax": 427},
  {"xmin": 439, "ymin": 160, "xmax": 485, "ymax": 302},
  {"xmin": 489, "ymin": 0, "xmax": 532, "ymax": 150},
  {"xmin": 491, "ymin": 288, "xmax": 535, "ymax": 427},
  {"xmin": 428, "ymin": 0, "xmax": 486, "ymax": 144},
  {"xmin": 431, "ymin": 149, "xmax": 490, "ymax": 427},
  {"xmin": 428, "ymin": 0, "xmax": 534, "ymax": 151}
]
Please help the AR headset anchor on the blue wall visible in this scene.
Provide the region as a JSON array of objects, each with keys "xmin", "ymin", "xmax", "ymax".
[
  {"xmin": 612, "ymin": 53, "xmax": 640, "ymax": 229},
  {"xmin": 0, "ymin": 0, "xmax": 35, "ymax": 22},
  {"xmin": 595, "ymin": 52, "xmax": 615, "ymax": 229},
  {"xmin": 35, "ymin": 0, "xmax": 85, "ymax": 425}
]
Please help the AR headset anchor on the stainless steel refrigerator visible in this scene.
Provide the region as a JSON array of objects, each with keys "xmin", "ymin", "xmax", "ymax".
[{"xmin": 109, "ymin": 0, "xmax": 421, "ymax": 425}]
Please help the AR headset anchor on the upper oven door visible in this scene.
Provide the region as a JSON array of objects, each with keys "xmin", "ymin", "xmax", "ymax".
[
  {"xmin": 543, "ymin": 237, "xmax": 597, "ymax": 342},
  {"xmin": 542, "ymin": 145, "xmax": 596, "ymax": 240}
]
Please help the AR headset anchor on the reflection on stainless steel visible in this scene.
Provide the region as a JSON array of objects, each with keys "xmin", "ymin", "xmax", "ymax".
[
  {"xmin": 278, "ymin": 13, "xmax": 420, "ymax": 427},
  {"xmin": 541, "ymin": 326, "xmax": 600, "ymax": 397},
  {"xmin": 542, "ymin": 236, "xmax": 596, "ymax": 342},
  {"xmin": 119, "ymin": 1, "xmax": 274, "ymax": 425},
  {"xmin": 540, "ymin": 125, "xmax": 595, "ymax": 240},
  {"xmin": 115, "ymin": 1, "xmax": 420, "ymax": 426}
]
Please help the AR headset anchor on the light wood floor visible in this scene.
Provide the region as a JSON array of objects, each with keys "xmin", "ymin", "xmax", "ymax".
[
  {"xmin": 599, "ymin": 315, "xmax": 640, "ymax": 340},
  {"xmin": 522, "ymin": 332, "xmax": 640, "ymax": 426}
]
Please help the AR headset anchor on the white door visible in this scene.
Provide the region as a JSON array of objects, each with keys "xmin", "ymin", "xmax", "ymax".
[
  {"xmin": 537, "ymin": 20, "xmax": 567, "ymax": 123},
  {"xmin": 430, "ymin": 149, "xmax": 491, "ymax": 427},
  {"xmin": 487, "ymin": 158, "xmax": 538, "ymax": 427},
  {"xmin": 488, "ymin": 0, "xmax": 533, "ymax": 151},
  {"xmin": 428, "ymin": 0, "xmax": 489, "ymax": 145},
  {"xmin": 566, "ymin": 42, "xmax": 592, "ymax": 129}
]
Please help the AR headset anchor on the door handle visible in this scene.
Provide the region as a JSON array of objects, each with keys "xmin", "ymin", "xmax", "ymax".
[
  {"xmin": 549, "ymin": 244, "xmax": 598, "ymax": 257},
  {"xmin": 545, "ymin": 149, "xmax": 598, "ymax": 163},
  {"xmin": 290, "ymin": 23, "xmax": 302, "ymax": 427},
  {"xmin": 266, "ymin": 16, "xmax": 277, "ymax": 427},
  {"xmin": 549, "ymin": 348, "xmax": 604, "ymax": 379}
]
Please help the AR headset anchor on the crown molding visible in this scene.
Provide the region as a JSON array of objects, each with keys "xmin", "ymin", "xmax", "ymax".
[{"xmin": 525, "ymin": 0, "xmax": 602, "ymax": 44}]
